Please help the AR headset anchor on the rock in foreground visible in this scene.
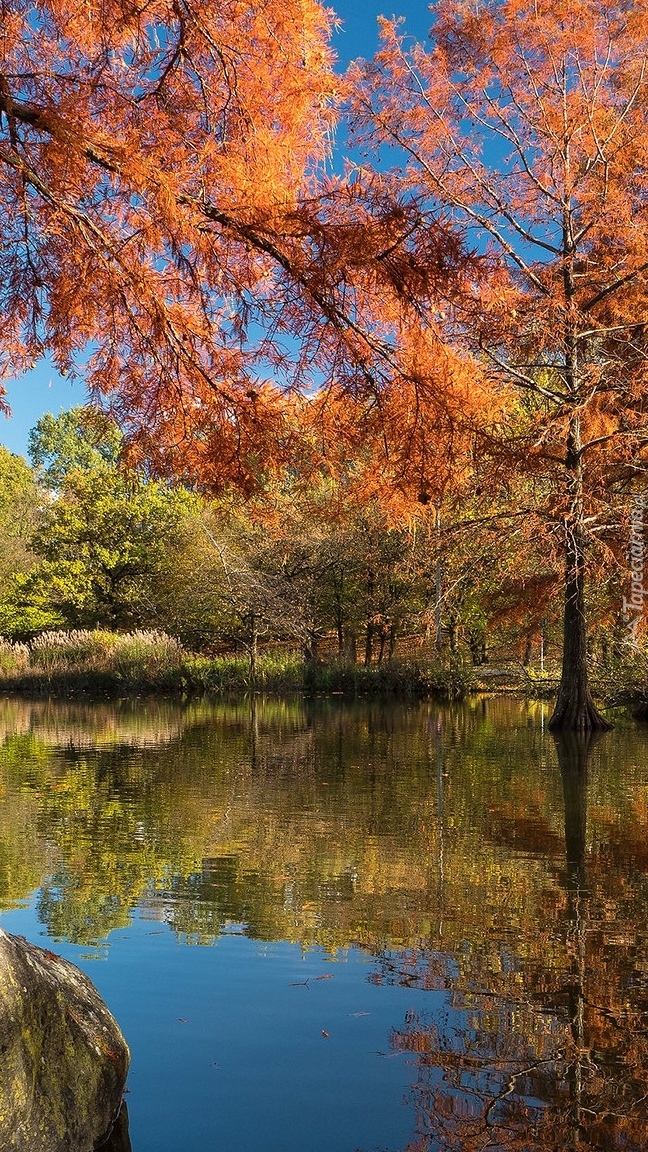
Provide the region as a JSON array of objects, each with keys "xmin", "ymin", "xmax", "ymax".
[{"xmin": 0, "ymin": 927, "xmax": 129, "ymax": 1152}]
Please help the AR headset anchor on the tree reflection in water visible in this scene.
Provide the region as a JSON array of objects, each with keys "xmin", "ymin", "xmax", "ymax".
[
  {"xmin": 381, "ymin": 731, "xmax": 648, "ymax": 1152},
  {"xmin": 1, "ymin": 697, "xmax": 648, "ymax": 1150}
]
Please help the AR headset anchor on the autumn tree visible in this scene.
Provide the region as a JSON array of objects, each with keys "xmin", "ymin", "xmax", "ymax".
[
  {"xmin": 0, "ymin": 0, "xmax": 470, "ymax": 501},
  {"xmin": 0, "ymin": 0, "xmax": 330, "ymax": 490},
  {"xmin": 189, "ymin": 502, "xmax": 316, "ymax": 675},
  {"xmin": 11, "ymin": 0, "xmax": 645, "ymax": 731},
  {"xmin": 233, "ymin": 475, "xmax": 428, "ymax": 665},
  {"xmin": 350, "ymin": 0, "xmax": 648, "ymax": 729},
  {"xmin": 0, "ymin": 0, "xmax": 496, "ymax": 696}
]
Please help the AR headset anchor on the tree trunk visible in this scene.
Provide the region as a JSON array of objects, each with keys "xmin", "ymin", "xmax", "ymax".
[
  {"xmin": 549, "ymin": 520, "xmax": 610, "ymax": 730},
  {"xmin": 364, "ymin": 568, "xmax": 375, "ymax": 666},
  {"xmin": 303, "ymin": 633, "xmax": 320, "ymax": 664},
  {"xmin": 548, "ymin": 219, "xmax": 612, "ymax": 732},
  {"xmin": 549, "ymin": 419, "xmax": 611, "ymax": 731},
  {"xmin": 334, "ymin": 591, "xmax": 344, "ymax": 656},
  {"xmin": 364, "ymin": 620, "xmax": 374, "ymax": 666},
  {"xmin": 433, "ymin": 504, "xmax": 443, "ymax": 652},
  {"xmin": 249, "ymin": 612, "xmax": 258, "ymax": 686},
  {"xmin": 388, "ymin": 622, "xmax": 397, "ymax": 660},
  {"xmin": 468, "ymin": 630, "xmax": 486, "ymax": 665},
  {"xmin": 447, "ymin": 612, "xmax": 458, "ymax": 655}
]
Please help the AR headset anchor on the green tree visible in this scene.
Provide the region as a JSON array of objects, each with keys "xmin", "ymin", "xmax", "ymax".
[
  {"xmin": 0, "ymin": 448, "xmax": 41, "ymax": 580},
  {"xmin": 21, "ymin": 468, "xmax": 199, "ymax": 630},
  {"xmin": 28, "ymin": 408, "xmax": 123, "ymax": 488},
  {"xmin": 0, "ymin": 409, "xmax": 199, "ymax": 632},
  {"xmin": 0, "ymin": 448, "xmax": 54, "ymax": 635}
]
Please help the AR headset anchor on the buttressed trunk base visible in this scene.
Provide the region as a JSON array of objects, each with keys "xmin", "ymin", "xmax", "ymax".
[
  {"xmin": 549, "ymin": 675, "xmax": 611, "ymax": 733},
  {"xmin": 549, "ymin": 529, "xmax": 612, "ymax": 733}
]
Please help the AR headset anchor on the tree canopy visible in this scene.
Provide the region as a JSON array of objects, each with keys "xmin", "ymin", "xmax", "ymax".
[
  {"xmin": 349, "ymin": 0, "xmax": 648, "ymax": 727},
  {"xmin": 28, "ymin": 408, "xmax": 122, "ymax": 487},
  {"xmin": 2, "ymin": 0, "xmax": 648, "ymax": 725},
  {"xmin": 0, "ymin": 0, "xmax": 468, "ymax": 494}
]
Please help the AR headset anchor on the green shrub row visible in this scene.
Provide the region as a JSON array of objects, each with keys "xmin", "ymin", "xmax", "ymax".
[
  {"xmin": 0, "ymin": 630, "xmax": 475, "ymax": 699},
  {"xmin": 302, "ymin": 658, "xmax": 474, "ymax": 700}
]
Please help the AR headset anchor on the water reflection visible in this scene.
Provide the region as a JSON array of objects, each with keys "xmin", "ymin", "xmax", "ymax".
[
  {"xmin": 0, "ymin": 696, "xmax": 647, "ymax": 1150},
  {"xmin": 384, "ymin": 728, "xmax": 648, "ymax": 1151}
]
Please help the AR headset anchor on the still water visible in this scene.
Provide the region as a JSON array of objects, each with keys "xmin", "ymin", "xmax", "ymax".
[{"xmin": 1, "ymin": 694, "xmax": 647, "ymax": 1151}]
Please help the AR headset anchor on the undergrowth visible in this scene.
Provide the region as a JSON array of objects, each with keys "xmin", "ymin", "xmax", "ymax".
[{"xmin": 0, "ymin": 630, "xmax": 475, "ymax": 700}]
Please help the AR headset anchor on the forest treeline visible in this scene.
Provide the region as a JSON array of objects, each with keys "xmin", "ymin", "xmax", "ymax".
[
  {"xmin": 2, "ymin": 0, "xmax": 648, "ymax": 725},
  {"xmin": 0, "ymin": 407, "xmax": 642, "ymax": 702}
]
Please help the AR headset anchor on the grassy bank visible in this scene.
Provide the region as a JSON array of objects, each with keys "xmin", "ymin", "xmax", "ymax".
[
  {"xmin": 481, "ymin": 657, "xmax": 648, "ymax": 720},
  {"xmin": 0, "ymin": 630, "xmax": 476, "ymax": 700},
  {"xmin": 2, "ymin": 629, "xmax": 643, "ymax": 713}
]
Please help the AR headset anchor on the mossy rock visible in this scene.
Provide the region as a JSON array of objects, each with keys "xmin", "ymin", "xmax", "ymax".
[{"xmin": 0, "ymin": 928, "xmax": 129, "ymax": 1151}]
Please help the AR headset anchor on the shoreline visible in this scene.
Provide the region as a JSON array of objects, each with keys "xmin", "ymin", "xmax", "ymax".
[{"xmin": 0, "ymin": 660, "xmax": 638, "ymax": 719}]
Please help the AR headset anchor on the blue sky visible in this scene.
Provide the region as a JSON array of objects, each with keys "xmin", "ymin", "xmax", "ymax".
[
  {"xmin": 332, "ymin": 0, "xmax": 431, "ymax": 66},
  {"xmin": 1, "ymin": 0, "xmax": 432, "ymax": 458}
]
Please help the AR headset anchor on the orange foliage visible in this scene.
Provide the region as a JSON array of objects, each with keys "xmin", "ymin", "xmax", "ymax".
[
  {"xmin": 346, "ymin": 0, "xmax": 648, "ymax": 726},
  {"xmin": 349, "ymin": 0, "xmax": 648, "ymax": 514},
  {"xmin": 0, "ymin": 0, "xmax": 340, "ymax": 485},
  {"xmin": 6, "ymin": 0, "xmax": 648, "ymax": 598},
  {"xmin": 0, "ymin": 1, "xmax": 474, "ymax": 492}
]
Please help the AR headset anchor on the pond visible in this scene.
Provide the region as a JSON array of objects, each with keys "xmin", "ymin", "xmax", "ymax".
[{"xmin": 0, "ymin": 693, "xmax": 647, "ymax": 1151}]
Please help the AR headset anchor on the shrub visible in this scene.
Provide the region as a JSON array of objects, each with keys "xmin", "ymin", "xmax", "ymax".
[
  {"xmin": 413, "ymin": 660, "xmax": 476, "ymax": 700},
  {"xmin": 303, "ymin": 658, "xmax": 475, "ymax": 700},
  {"xmin": 178, "ymin": 651, "xmax": 303, "ymax": 694},
  {"xmin": 26, "ymin": 628, "xmax": 186, "ymax": 686},
  {"xmin": 599, "ymin": 646, "xmax": 648, "ymax": 715},
  {"xmin": 0, "ymin": 631, "xmax": 474, "ymax": 701},
  {"xmin": 109, "ymin": 631, "xmax": 185, "ymax": 684}
]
